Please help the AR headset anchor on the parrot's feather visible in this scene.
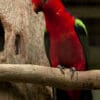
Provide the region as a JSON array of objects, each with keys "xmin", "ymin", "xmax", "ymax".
[{"xmin": 75, "ymin": 19, "xmax": 90, "ymax": 69}]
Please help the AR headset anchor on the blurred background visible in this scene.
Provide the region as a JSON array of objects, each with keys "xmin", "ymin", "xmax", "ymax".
[{"xmin": 63, "ymin": 0, "xmax": 100, "ymax": 69}]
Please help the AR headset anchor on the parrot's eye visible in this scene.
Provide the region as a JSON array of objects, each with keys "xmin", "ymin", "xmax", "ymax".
[{"xmin": 42, "ymin": 0, "xmax": 48, "ymax": 3}]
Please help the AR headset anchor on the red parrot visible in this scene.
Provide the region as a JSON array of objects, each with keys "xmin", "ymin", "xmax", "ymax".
[{"xmin": 32, "ymin": 0, "xmax": 92, "ymax": 100}]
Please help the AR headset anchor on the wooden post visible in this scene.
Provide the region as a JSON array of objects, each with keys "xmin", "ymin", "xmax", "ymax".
[{"xmin": 0, "ymin": 0, "xmax": 53, "ymax": 100}]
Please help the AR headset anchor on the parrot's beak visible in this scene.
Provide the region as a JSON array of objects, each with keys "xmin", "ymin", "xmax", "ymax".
[
  {"xmin": 35, "ymin": 5, "xmax": 42, "ymax": 13},
  {"xmin": 32, "ymin": 1, "xmax": 42, "ymax": 13},
  {"xmin": 32, "ymin": 3, "xmax": 37, "ymax": 11}
]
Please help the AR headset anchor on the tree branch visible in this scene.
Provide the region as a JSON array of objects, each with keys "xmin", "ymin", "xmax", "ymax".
[{"xmin": 0, "ymin": 64, "xmax": 100, "ymax": 90}]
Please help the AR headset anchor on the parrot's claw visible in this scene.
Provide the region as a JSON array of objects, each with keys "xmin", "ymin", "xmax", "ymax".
[
  {"xmin": 57, "ymin": 65, "xmax": 65, "ymax": 74},
  {"xmin": 70, "ymin": 66, "xmax": 76, "ymax": 72},
  {"xmin": 70, "ymin": 67, "xmax": 76, "ymax": 79}
]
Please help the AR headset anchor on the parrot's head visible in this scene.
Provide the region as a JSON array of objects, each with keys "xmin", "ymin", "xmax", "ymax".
[{"xmin": 32, "ymin": 0, "xmax": 62, "ymax": 13}]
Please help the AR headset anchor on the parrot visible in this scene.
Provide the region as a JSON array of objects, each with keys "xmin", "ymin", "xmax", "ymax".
[{"xmin": 31, "ymin": 0, "xmax": 93, "ymax": 100}]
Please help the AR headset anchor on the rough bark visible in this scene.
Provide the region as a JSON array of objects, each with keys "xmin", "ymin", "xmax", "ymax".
[{"xmin": 0, "ymin": 0, "xmax": 53, "ymax": 100}]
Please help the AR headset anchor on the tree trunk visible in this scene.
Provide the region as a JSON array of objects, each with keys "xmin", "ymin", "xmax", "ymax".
[{"xmin": 0, "ymin": 0, "xmax": 53, "ymax": 100}]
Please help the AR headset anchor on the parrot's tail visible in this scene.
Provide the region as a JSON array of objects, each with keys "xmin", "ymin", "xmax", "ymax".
[{"xmin": 55, "ymin": 88, "xmax": 92, "ymax": 100}]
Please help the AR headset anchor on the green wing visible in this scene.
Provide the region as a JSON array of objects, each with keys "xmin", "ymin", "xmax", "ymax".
[{"xmin": 75, "ymin": 18, "xmax": 90, "ymax": 69}]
